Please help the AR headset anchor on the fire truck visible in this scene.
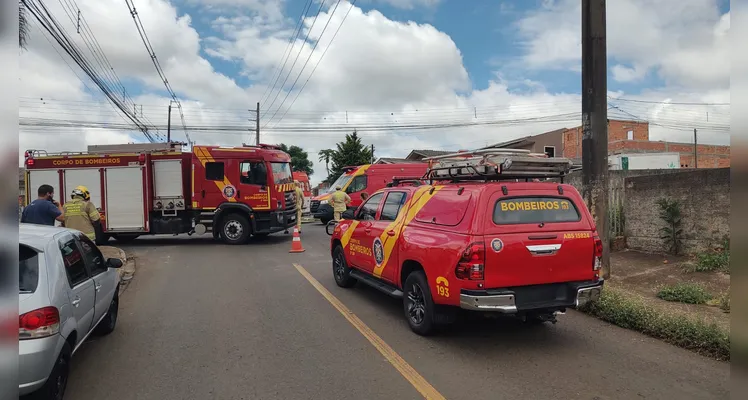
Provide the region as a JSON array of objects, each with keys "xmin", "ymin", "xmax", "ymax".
[
  {"xmin": 292, "ymin": 170, "xmax": 312, "ymax": 214},
  {"xmin": 23, "ymin": 143, "xmax": 299, "ymax": 245}
]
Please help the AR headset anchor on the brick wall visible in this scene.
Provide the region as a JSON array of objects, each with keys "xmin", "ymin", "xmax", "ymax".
[
  {"xmin": 623, "ymin": 168, "xmax": 730, "ymax": 254},
  {"xmin": 563, "ymin": 120, "xmax": 649, "ymax": 159}
]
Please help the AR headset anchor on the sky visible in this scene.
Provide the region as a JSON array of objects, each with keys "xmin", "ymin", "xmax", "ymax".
[{"xmin": 19, "ymin": 0, "xmax": 731, "ymax": 184}]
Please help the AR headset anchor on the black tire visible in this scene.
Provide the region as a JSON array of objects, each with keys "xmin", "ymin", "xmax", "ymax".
[
  {"xmin": 220, "ymin": 213, "xmax": 251, "ymax": 245},
  {"xmin": 403, "ymin": 271, "xmax": 437, "ymax": 336},
  {"xmin": 332, "ymin": 245, "xmax": 356, "ymax": 288},
  {"xmin": 32, "ymin": 342, "xmax": 71, "ymax": 400},
  {"xmin": 320, "ymin": 217, "xmax": 331, "ymax": 225},
  {"xmin": 112, "ymin": 234, "xmax": 140, "ymax": 243},
  {"xmin": 95, "ymin": 290, "xmax": 119, "ymax": 336}
]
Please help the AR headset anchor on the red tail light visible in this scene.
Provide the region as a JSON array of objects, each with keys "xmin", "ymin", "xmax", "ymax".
[
  {"xmin": 593, "ymin": 232, "xmax": 603, "ymax": 271},
  {"xmin": 19, "ymin": 306, "xmax": 60, "ymax": 340},
  {"xmin": 456, "ymin": 242, "xmax": 485, "ymax": 280}
]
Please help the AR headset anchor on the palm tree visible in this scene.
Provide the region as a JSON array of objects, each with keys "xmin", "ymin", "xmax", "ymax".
[
  {"xmin": 318, "ymin": 149, "xmax": 335, "ymax": 175},
  {"xmin": 19, "ymin": 1, "xmax": 29, "ymax": 49}
]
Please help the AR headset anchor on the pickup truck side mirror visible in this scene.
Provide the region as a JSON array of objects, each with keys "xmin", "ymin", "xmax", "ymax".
[
  {"xmin": 106, "ymin": 258, "xmax": 123, "ymax": 269},
  {"xmin": 342, "ymin": 209, "xmax": 355, "ymax": 220}
]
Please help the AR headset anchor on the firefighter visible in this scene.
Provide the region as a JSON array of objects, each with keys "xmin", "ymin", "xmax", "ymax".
[
  {"xmin": 331, "ymin": 185, "xmax": 351, "ymax": 221},
  {"xmin": 62, "ymin": 186, "xmax": 101, "ymax": 240},
  {"xmin": 294, "ymin": 180, "xmax": 305, "ymax": 233}
]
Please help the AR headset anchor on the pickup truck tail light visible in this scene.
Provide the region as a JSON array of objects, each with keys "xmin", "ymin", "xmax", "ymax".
[
  {"xmin": 19, "ymin": 306, "xmax": 60, "ymax": 340},
  {"xmin": 456, "ymin": 242, "xmax": 485, "ymax": 280},
  {"xmin": 593, "ymin": 232, "xmax": 603, "ymax": 271}
]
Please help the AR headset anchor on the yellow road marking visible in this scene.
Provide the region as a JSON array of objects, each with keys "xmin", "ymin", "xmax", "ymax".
[{"xmin": 293, "ymin": 263, "xmax": 446, "ymax": 400}]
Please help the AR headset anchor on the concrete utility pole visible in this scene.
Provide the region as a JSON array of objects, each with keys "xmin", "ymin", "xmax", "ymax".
[
  {"xmin": 693, "ymin": 128, "xmax": 698, "ymax": 168},
  {"xmin": 167, "ymin": 103, "xmax": 172, "ymax": 143},
  {"xmin": 256, "ymin": 102, "xmax": 260, "ymax": 145},
  {"xmin": 581, "ymin": 0, "xmax": 610, "ymax": 279}
]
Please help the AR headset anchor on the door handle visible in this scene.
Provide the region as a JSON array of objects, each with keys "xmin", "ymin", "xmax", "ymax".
[
  {"xmin": 364, "ymin": 228, "xmax": 371, "ymax": 233},
  {"xmin": 386, "ymin": 230, "xmax": 396, "ymax": 237},
  {"xmin": 72, "ymin": 297, "xmax": 81, "ymax": 307},
  {"xmin": 95, "ymin": 283, "xmax": 102, "ymax": 292},
  {"xmin": 201, "ymin": 190, "xmax": 206, "ymax": 198}
]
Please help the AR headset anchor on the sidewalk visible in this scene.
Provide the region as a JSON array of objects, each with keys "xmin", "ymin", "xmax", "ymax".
[{"xmin": 99, "ymin": 245, "xmax": 136, "ymax": 295}]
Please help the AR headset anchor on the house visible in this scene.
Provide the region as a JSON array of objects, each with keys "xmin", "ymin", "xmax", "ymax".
[
  {"xmin": 481, "ymin": 128, "xmax": 565, "ymax": 157},
  {"xmin": 405, "ymin": 149, "xmax": 453, "ymax": 161}
]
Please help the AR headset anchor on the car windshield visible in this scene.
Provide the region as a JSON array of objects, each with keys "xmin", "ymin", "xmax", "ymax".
[
  {"xmin": 271, "ymin": 162, "xmax": 293, "ymax": 185},
  {"xmin": 19, "ymin": 244, "xmax": 40, "ymax": 293},
  {"xmin": 325, "ymin": 173, "xmax": 354, "ymax": 193}
]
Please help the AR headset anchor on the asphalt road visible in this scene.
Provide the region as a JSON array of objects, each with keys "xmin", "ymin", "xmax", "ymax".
[{"xmin": 65, "ymin": 224, "xmax": 730, "ymax": 400}]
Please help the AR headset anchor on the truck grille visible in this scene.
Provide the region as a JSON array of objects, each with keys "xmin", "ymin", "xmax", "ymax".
[
  {"xmin": 284, "ymin": 191, "xmax": 296, "ymax": 211},
  {"xmin": 310, "ymin": 200, "xmax": 320, "ymax": 213}
]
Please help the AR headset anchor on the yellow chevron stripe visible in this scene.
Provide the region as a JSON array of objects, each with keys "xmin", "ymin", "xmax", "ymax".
[
  {"xmin": 340, "ymin": 220, "xmax": 360, "ymax": 249},
  {"xmin": 194, "ymin": 147, "xmax": 236, "ymax": 203}
]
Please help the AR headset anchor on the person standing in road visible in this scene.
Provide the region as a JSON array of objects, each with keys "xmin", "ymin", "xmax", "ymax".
[
  {"xmin": 331, "ymin": 185, "xmax": 351, "ymax": 221},
  {"xmin": 62, "ymin": 186, "xmax": 101, "ymax": 240},
  {"xmin": 21, "ymin": 184, "xmax": 64, "ymax": 226},
  {"xmin": 294, "ymin": 180, "xmax": 305, "ymax": 233}
]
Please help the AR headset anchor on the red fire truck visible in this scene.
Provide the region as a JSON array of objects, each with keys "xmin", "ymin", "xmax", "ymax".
[
  {"xmin": 23, "ymin": 144, "xmax": 299, "ymax": 245},
  {"xmin": 292, "ymin": 170, "xmax": 312, "ymax": 213}
]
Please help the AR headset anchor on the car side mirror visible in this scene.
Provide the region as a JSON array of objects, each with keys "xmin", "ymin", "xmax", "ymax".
[
  {"xmin": 106, "ymin": 258, "xmax": 123, "ymax": 269},
  {"xmin": 342, "ymin": 209, "xmax": 355, "ymax": 220}
]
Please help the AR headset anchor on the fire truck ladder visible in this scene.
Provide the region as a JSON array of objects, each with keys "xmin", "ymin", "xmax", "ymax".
[{"xmin": 422, "ymin": 149, "xmax": 574, "ymax": 182}]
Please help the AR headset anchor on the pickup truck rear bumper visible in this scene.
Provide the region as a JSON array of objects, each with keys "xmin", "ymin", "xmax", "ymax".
[{"xmin": 459, "ymin": 280, "xmax": 603, "ymax": 313}]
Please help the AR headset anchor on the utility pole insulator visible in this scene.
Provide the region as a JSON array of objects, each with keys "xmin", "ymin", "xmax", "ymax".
[{"xmin": 581, "ymin": 0, "xmax": 610, "ymax": 279}]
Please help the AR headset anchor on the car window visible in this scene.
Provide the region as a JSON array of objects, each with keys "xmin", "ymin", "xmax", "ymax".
[
  {"xmin": 78, "ymin": 234, "xmax": 107, "ymax": 276},
  {"xmin": 346, "ymin": 175, "xmax": 367, "ymax": 193},
  {"xmin": 493, "ymin": 197, "xmax": 581, "ymax": 225},
  {"xmin": 240, "ymin": 161, "xmax": 268, "ymax": 186},
  {"xmin": 59, "ymin": 238, "xmax": 90, "ymax": 287},
  {"xmin": 19, "ymin": 244, "xmax": 40, "ymax": 293},
  {"xmin": 380, "ymin": 192, "xmax": 407, "ymax": 221},
  {"xmin": 357, "ymin": 192, "xmax": 383, "ymax": 221}
]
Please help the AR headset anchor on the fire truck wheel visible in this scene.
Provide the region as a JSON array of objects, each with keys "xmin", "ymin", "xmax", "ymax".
[
  {"xmin": 220, "ymin": 213, "xmax": 251, "ymax": 245},
  {"xmin": 403, "ymin": 271, "xmax": 436, "ymax": 336},
  {"xmin": 332, "ymin": 245, "xmax": 356, "ymax": 288}
]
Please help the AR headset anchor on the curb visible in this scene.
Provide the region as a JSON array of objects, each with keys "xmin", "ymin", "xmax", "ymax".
[{"xmin": 99, "ymin": 246, "xmax": 136, "ymax": 296}]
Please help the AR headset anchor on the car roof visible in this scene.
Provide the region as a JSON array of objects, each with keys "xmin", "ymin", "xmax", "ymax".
[{"xmin": 19, "ymin": 223, "xmax": 75, "ymax": 249}]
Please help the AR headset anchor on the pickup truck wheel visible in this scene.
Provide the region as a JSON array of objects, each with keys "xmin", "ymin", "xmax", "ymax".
[
  {"xmin": 320, "ymin": 217, "xmax": 331, "ymax": 225},
  {"xmin": 404, "ymin": 271, "xmax": 436, "ymax": 336},
  {"xmin": 32, "ymin": 342, "xmax": 71, "ymax": 400},
  {"xmin": 95, "ymin": 290, "xmax": 119, "ymax": 336},
  {"xmin": 221, "ymin": 213, "xmax": 251, "ymax": 245},
  {"xmin": 332, "ymin": 245, "xmax": 356, "ymax": 288}
]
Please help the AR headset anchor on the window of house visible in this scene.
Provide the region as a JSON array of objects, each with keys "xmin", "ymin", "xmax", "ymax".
[
  {"xmin": 544, "ymin": 146, "xmax": 556, "ymax": 158},
  {"xmin": 627, "ymin": 130, "xmax": 634, "ymax": 140},
  {"xmin": 205, "ymin": 162, "xmax": 224, "ymax": 181},
  {"xmin": 240, "ymin": 161, "xmax": 268, "ymax": 186}
]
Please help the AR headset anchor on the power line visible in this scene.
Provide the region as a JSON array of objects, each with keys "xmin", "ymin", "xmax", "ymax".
[
  {"xmin": 263, "ymin": 0, "xmax": 345, "ymax": 128},
  {"xmin": 608, "ymin": 96, "xmax": 730, "ymax": 106}
]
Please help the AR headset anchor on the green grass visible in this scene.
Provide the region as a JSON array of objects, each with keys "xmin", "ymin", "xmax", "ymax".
[
  {"xmin": 684, "ymin": 240, "xmax": 730, "ymax": 274},
  {"xmin": 579, "ymin": 288, "xmax": 729, "ymax": 361},
  {"xmin": 657, "ymin": 283, "xmax": 713, "ymax": 305}
]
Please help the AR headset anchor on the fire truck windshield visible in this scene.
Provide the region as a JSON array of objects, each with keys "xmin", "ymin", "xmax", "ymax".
[{"xmin": 271, "ymin": 162, "xmax": 293, "ymax": 185}]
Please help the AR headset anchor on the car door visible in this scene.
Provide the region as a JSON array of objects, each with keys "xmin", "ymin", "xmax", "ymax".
[
  {"xmin": 77, "ymin": 233, "xmax": 117, "ymax": 327},
  {"xmin": 348, "ymin": 192, "xmax": 384, "ymax": 272},
  {"xmin": 371, "ymin": 191, "xmax": 408, "ymax": 283},
  {"xmin": 347, "ymin": 193, "xmax": 383, "ymax": 272},
  {"xmin": 57, "ymin": 233, "xmax": 96, "ymax": 339}
]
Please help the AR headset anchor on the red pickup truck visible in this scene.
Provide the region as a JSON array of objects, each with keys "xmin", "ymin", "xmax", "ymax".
[{"xmin": 329, "ymin": 149, "xmax": 603, "ymax": 335}]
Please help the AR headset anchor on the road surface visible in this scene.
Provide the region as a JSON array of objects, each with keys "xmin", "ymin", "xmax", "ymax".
[{"xmin": 65, "ymin": 224, "xmax": 729, "ymax": 399}]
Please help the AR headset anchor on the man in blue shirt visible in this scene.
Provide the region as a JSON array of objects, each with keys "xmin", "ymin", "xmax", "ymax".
[{"xmin": 21, "ymin": 184, "xmax": 64, "ymax": 226}]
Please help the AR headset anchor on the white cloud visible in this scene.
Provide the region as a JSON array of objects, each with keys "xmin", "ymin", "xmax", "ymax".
[
  {"xmin": 375, "ymin": 0, "xmax": 441, "ymax": 10},
  {"xmin": 611, "ymin": 64, "xmax": 647, "ymax": 83},
  {"xmin": 19, "ymin": 0, "xmax": 730, "ymax": 185}
]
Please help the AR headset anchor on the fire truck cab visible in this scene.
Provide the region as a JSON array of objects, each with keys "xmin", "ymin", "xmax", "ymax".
[{"xmin": 23, "ymin": 143, "xmax": 298, "ymax": 245}]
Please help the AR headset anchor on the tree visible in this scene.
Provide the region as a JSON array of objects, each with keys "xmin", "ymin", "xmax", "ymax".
[
  {"xmin": 19, "ymin": 1, "xmax": 29, "ymax": 50},
  {"xmin": 278, "ymin": 143, "xmax": 314, "ymax": 176},
  {"xmin": 318, "ymin": 149, "xmax": 335, "ymax": 175},
  {"xmin": 326, "ymin": 131, "xmax": 373, "ymax": 184}
]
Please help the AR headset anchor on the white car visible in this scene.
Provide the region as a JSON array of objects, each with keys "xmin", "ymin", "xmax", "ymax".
[{"xmin": 19, "ymin": 223, "xmax": 122, "ymax": 399}]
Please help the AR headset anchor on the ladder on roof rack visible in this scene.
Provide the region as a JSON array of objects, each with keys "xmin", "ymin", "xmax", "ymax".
[
  {"xmin": 423, "ymin": 149, "xmax": 573, "ymax": 182},
  {"xmin": 386, "ymin": 176, "xmax": 425, "ymax": 188}
]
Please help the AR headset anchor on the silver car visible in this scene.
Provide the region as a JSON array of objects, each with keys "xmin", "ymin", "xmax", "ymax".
[{"xmin": 19, "ymin": 224, "xmax": 122, "ymax": 399}]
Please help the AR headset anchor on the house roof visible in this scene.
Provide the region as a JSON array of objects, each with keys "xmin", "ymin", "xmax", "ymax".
[
  {"xmin": 406, "ymin": 149, "xmax": 453, "ymax": 160},
  {"xmin": 482, "ymin": 128, "xmax": 567, "ymax": 150}
]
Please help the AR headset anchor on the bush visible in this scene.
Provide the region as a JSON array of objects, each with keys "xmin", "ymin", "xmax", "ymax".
[
  {"xmin": 686, "ymin": 240, "xmax": 730, "ymax": 274},
  {"xmin": 656, "ymin": 283, "xmax": 713, "ymax": 304},
  {"xmin": 579, "ymin": 288, "xmax": 729, "ymax": 360}
]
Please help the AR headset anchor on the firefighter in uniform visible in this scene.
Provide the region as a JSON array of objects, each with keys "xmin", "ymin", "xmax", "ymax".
[
  {"xmin": 294, "ymin": 180, "xmax": 305, "ymax": 233},
  {"xmin": 331, "ymin": 185, "xmax": 351, "ymax": 221},
  {"xmin": 62, "ymin": 186, "xmax": 101, "ymax": 240}
]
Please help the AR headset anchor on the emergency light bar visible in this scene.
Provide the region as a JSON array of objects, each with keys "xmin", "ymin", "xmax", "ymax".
[{"xmin": 423, "ymin": 149, "xmax": 573, "ymax": 181}]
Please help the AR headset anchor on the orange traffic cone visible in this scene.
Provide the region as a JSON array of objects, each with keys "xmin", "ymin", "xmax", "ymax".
[{"xmin": 289, "ymin": 227, "xmax": 305, "ymax": 253}]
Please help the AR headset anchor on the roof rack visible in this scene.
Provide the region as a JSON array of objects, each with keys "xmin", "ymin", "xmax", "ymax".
[
  {"xmin": 423, "ymin": 149, "xmax": 573, "ymax": 182},
  {"xmin": 386, "ymin": 176, "xmax": 425, "ymax": 188}
]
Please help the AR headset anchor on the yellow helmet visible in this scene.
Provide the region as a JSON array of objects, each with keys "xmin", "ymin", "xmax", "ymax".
[{"xmin": 72, "ymin": 185, "xmax": 90, "ymax": 200}]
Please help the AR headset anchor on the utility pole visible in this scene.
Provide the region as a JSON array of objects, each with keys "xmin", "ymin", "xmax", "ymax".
[
  {"xmin": 256, "ymin": 102, "xmax": 260, "ymax": 145},
  {"xmin": 371, "ymin": 144, "xmax": 375, "ymax": 164},
  {"xmin": 581, "ymin": 0, "xmax": 610, "ymax": 279},
  {"xmin": 693, "ymin": 128, "xmax": 698, "ymax": 168},
  {"xmin": 167, "ymin": 103, "xmax": 172, "ymax": 143}
]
